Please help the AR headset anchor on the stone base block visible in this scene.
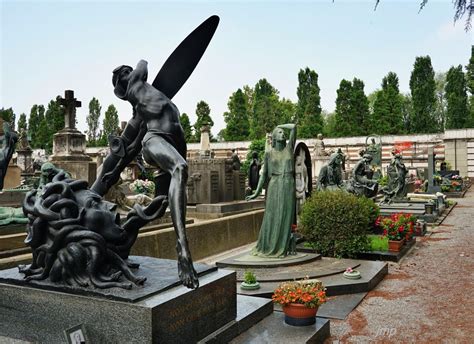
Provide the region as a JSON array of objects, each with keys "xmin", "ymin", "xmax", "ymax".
[
  {"xmin": 50, "ymin": 160, "xmax": 97, "ymax": 185},
  {"xmin": 0, "ymin": 257, "xmax": 236, "ymax": 344}
]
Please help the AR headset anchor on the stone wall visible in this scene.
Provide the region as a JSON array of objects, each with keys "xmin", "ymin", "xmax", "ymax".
[
  {"xmin": 84, "ymin": 129, "xmax": 474, "ymax": 178},
  {"xmin": 131, "ymin": 209, "xmax": 264, "ymax": 260}
]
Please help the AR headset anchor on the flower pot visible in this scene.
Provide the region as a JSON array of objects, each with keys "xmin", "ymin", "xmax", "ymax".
[
  {"xmin": 343, "ymin": 270, "xmax": 361, "ymax": 280},
  {"xmin": 283, "ymin": 303, "xmax": 318, "ymax": 326},
  {"xmin": 240, "ymin": 281, "xmax": 260, "ymax": 290},
  {"xmin": 388, "ymin": 239, "xmax": 404, "ymax": 252}
]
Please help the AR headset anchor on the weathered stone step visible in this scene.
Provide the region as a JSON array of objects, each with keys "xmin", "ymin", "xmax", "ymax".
[
  {"xmin": 230, "ymin": 313, "xmax": 330, "ymax": 344},
  {"xmin": 199, "ymin": 295, "xmax": 273, "ymax": 343}
]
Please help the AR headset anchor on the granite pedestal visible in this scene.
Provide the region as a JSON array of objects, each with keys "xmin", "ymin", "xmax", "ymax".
[{"xmin": 0, "ymin": 256, "xmax": 237, "ymax": 344}]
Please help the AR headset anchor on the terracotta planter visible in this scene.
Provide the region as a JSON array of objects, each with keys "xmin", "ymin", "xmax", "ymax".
[
  {"xmin": 388, "ymin": 239, "xmax": 404, "ymax": 252},
  {"xmin": 283, "ymin": 303, "xmax": 318, "ymax": 326}
]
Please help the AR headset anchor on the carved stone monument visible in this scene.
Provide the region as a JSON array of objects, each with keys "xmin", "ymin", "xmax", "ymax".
[
  {"xmin": 312, "ymin": 133, "xmax": 331, "ymax": 181},
  {"xmin": 365, "ymin": 135, "xmax": 382, "ymax": 179},
  {"xmin": 294, "ymin": 142, "xmax": 312, "ymax": 215},
  {"xmin": 187, "ymin": 128, "xmax": 245, "ymax": 204},
  {"xmin": 317, "ymin": 150, "xmax": 345, "ymax": 191},
  {"xmin": 427, "ymin": 146, "xmax": 441, "ymax": 194},
  {"xmin": 51, "ymin": 90, "xmax": 97, "ymax": 184},
  {"xmin": 380, "ymin": 149, "xmax": 408, "ymax": 204}
]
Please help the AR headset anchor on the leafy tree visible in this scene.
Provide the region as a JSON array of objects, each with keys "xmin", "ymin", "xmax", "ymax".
[
  {"xmin": 322, "ymin": 111, "xmax": 336, "ymax": 137},
  {"xmin": 434, "ymin": 72, "xmax": 448, "ymax": 131},
  {"xmin": 350, "ymin": 78, "xmax": 370, "ymax": 136},
  {"xmin": 367, "ymin": 90, "xmax": 380, "ymax": 115},
  {"xmin": 296, "ymin": 67, "xmax": 323, "ymax": 138},
  {"xmin": 374, "ymin": 0, "xmax": 473, "ymax": 31},
  {"xmin": 334, "ymin": 79, "xmax": 353, "ymax": 137},
  {"xmin": 98, "ymin": 104, "xmax": 120, "ymax": 146},
  {"xmin": 371, "ymin": 72, "xmax": 403, "ymax": 134},
  {"xmin": 250, "ymin": 79, "xmax": 280, "ymax": 139},
  {"xmin": 466, "ymin": 45, "xmax": 474, "ymax": 125},
  {"xmin": 17, "ymin": 113, "xmax": 27, "ymax": 133},
  {"xmin": 31, "ymin": 97, "xmax": 65, "ymax": 152},
  {"xmin": 243, "ymin": 85, "xmax": 254, "ymax": 113},
  {"xmin": 87, "ymin": 97, "xmax": 102, "ymax": 146},
  {"xmin": 0, "ymin": 108, "xmax": 16, "ymax": 130},
  {"xmin": 193, "ymin": 101, "xmax": 214, "ymax": 142},
  {"xmin": 223, "ymin": 88, "xmax": 250, "ymax": 141},
  {"xmin": 276, "ymin": 98, "xmax": 295, "ymax": 125},
  {"xmin": 409, "ymin": 56, "xmax": 437, "ymax": 133},
  {"xmin": 445, "ymin": 65, "xmax": 469, "ymax": 129},
  {"xmin": 401, "ymin": 94, "xmax": 413, "ymax": 133},
  {"xmin": 179, "ymin": 112, "xmax": 193, "ymax": 142}
]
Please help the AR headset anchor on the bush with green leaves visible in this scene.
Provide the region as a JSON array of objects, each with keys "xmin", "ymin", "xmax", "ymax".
[
  {"xmin": 300, "ymin": 191, "xmax": 379, "ymax": 258},
  {"xmin": 243, "ymin": 270, "xmax": 257, "ymax": 284}
]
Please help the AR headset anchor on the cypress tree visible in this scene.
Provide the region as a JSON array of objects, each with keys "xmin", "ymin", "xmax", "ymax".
[
  {"xmin": 409, "ymin": 56, "xmax": 437, "ymax": 133},
  {"xmin": 372, "ymin": 72, "xmax": 403, "ymax": 134},
  {"xmin": 334, "ymin": 79, "xmax": 353, "ymax": 137},
  {"xmin": 179, "ymin": 113, "xmax": 193, "ymax": 142},
  {"xmin": 223, "ymin": 88, "xmax": 250, "ymax": 141},
  {"xmin": 250, "ymin": 79, "xmax": 280, "ymax": 139},
  {"xmin": 296, "ymin": 67, "xmax": 323, "ymax": 138},
  {"xmin": 445, "ymin": 65, "xmax": 469, "ymax": 129}
]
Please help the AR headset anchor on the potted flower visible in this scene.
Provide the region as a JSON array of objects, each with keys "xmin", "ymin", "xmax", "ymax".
[
  {"xmin": 272, "ymin": 280, "xmax": 327, "ymax": 326},
  {"xmin": 433, "ymin": 174, "xmax": 442, "ymax": 186},
  {"xmin": 379, "ymin": 213, "xmax": 415, "ymax": 252},
  {"xmin": 240, "ymin": 270, "xmax": 260, "ymax": 290},
  {"xmin": 343, "ymin": 267, "xmax": 361, "ymax": 280},
  {"xmin": 451, "ymin": 180, "xmax": 462, "ymax": 192}
]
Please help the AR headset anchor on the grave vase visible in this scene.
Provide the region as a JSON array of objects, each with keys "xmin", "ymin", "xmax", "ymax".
[
  {"xmin": 283, "ymin": 303, "xmax": 318, "ymax": 326},
  {"xmin": 388, "ymin": 239, "xmax": 405, "ymax": 252}
]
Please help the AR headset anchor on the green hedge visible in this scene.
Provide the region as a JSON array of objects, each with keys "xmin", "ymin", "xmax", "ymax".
[{"xmin": 300, "ymin": 191, "xmax": 379, "ymax": 258}]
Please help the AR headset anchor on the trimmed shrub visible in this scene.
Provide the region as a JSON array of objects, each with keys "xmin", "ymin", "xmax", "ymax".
[{"xmin": 300, "ymin": 191, "xmax": 379, "ymax": 258}]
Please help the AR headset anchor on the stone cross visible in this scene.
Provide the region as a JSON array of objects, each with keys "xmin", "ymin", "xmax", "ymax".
[{"xmin": 59, "ymin": 90, "xmax": 81, "ymax": 130}]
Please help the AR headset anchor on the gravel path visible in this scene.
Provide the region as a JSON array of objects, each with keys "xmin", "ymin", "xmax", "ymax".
[{"xmin": 327, "ymin": 189, "xmax": 474, "ymax": 344}]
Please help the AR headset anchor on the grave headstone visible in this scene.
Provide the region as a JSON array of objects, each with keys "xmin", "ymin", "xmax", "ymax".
[
  {"xmin": 427, "ymin": 147, "xmax": 441, "ymax": 194},
  {"xmin": 51, "ymin": 90, "xmax": 96, "ymax": 184}
]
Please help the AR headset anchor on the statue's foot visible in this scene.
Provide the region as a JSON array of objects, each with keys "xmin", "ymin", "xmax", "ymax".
[{"xmin": 178, "ymin": 254, "xmax": 199, "ymax": 289}]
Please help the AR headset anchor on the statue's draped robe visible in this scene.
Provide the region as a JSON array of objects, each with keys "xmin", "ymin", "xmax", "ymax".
[{"xmin": 252, "ymin": 145, "xmax": 295, "ymax": 258}]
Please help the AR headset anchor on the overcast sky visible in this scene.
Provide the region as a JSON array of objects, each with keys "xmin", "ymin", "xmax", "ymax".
[{"xmin": 1, "ymin": 0, "xmax": 472, "ymax": 136}]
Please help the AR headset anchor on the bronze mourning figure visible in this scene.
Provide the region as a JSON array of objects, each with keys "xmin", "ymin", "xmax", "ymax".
[{"xmin": 19, "ymin": 16, "xmax": 219, "ymax": 290}]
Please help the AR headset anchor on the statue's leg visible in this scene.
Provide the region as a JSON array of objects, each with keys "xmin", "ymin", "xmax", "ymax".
[{"xmin": 142, "ymin": 135, "xmax": 199, "ymax": 289}]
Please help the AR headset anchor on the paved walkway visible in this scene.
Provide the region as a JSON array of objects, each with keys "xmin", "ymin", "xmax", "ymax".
[{"xmin": 327, "ymin": 189, "xmax": 474, "ymax": 344}]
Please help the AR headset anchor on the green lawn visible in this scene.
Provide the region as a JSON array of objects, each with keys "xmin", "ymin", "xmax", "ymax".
[{"xmin": 368, "ymin": 234, "xmax": 388, "ymax": 252}]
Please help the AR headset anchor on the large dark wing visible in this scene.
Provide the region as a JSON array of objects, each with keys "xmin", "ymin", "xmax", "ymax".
[{"xmin": 152, "ymin": 15, "xmax": 219, "ymax": 99}]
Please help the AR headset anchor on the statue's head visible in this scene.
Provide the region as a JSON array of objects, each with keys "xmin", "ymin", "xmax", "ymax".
[
  {"xmin": 272, "ymin": 127, "xmax": 286, "ymax": 147},
  {"xmin": 112, "ymin": 65, "xmax": 133, "ymax": 100},
  {"xmin": 363, "ymin": 154, "xmax": 373, "ymax": 162},
  {"xmin": 41, "ymin": 162, "xmax": 59, "ymax": 180},
  {"xmin": 328, "ymin": 152, "xmax": 340, "ymax": 166},
  {"xmin": 252, "ymin": 151, "xmax": 258, "ymax": 160},
  {"xmin": 317, "ymin": 133, "xmax": 323, "ymax": 140}
]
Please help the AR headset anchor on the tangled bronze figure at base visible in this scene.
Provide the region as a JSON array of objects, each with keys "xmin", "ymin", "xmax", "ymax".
[{"xmin": 20, "ymin": 172, "xmax": 168, "ymax": 289}]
